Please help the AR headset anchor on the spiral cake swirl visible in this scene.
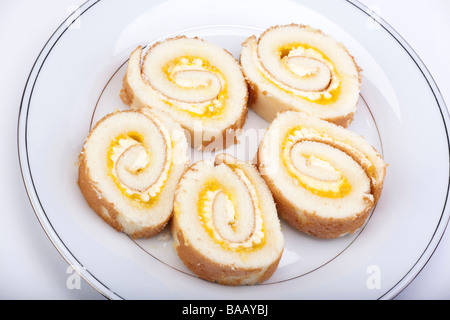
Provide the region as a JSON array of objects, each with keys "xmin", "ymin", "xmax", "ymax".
[
  {"xmin": 240, "ymin": 24, "xmax": 361, "ymax": 127},
  {"xmin": 78, "ymin": 109, "xmax": 189, "ymax": 239},
  {"xmin": 172, "ymin": 154, "xmax": 284, "ymax": 285},
  {"xmin": 257, "ymin": 111, "xmax": 386, "ymax": 238},
  {"xmin": 121, "ymin": 36, "xmax": 248, "ymax": 150}
]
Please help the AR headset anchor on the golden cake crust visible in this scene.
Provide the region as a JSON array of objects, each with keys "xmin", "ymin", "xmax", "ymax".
[
  {"xmin": 78, "ymin": 152, "xmax": 170, "ymax": 239},
  {"xmin": 172, "ymin": 217, "xmax": 282, "ymax": 286}
]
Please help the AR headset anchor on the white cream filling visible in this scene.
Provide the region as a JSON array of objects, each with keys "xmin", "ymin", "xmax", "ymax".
[{"xmin": 233, "ymin": 168, "xmax": 264, "ymax": 244}]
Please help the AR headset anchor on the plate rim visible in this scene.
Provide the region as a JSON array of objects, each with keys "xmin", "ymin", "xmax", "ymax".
[
  {"xmin": 346, "ymin": 0, "xmax": 450, "ymax": 299},
  {"xmin": 16, "ymin": 0, "xmax": 450, "ymax": 300}
]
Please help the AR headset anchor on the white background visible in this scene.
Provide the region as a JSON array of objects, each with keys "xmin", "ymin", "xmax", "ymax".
[{"xmin": 1, "ymin": 0, "xmax": 449, "ymax": 299}]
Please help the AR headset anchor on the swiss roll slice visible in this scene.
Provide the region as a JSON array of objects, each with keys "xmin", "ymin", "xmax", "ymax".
[
  {"xmin": 121, "ymin": 36, "xmax": 248, "ymax": 150},
  {"xmin": 240, "ymin": 24, "xmax": 361, "ymax": 127},
  {"xmin": 78, "ymin": 109, "xmax": 189, "ymax": 239},
  {"xmin": 172, "ymin": 154, "xmax": 284, "ymax": 285},
  {"xmin": 257, "ymin": 111, "xmax": 386, "ymax": 238}
]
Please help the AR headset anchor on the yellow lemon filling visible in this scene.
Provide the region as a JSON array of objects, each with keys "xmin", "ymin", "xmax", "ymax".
[
  {"xmin": 107, "ymin": 132, "xmax": 171, "ymax": 206},
  {"xmin": 282, "ymin": 127, "xmax": 352, "ymax": 199},
  {"xmin": 162, "ymin": 56, "xmax": 228, "ymax": 118},
  {"xmin": 262, "ymin": 43, "xmax": 341, "ymax": 104},
  {"xmin": 197, "ymin": 170, "xmax": 265, "ymax": 252}
]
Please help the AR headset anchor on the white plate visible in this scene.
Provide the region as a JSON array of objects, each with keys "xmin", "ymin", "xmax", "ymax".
[{"xmin": 18, "ymin": 0, "xmax": 450, "ymax": 300}]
